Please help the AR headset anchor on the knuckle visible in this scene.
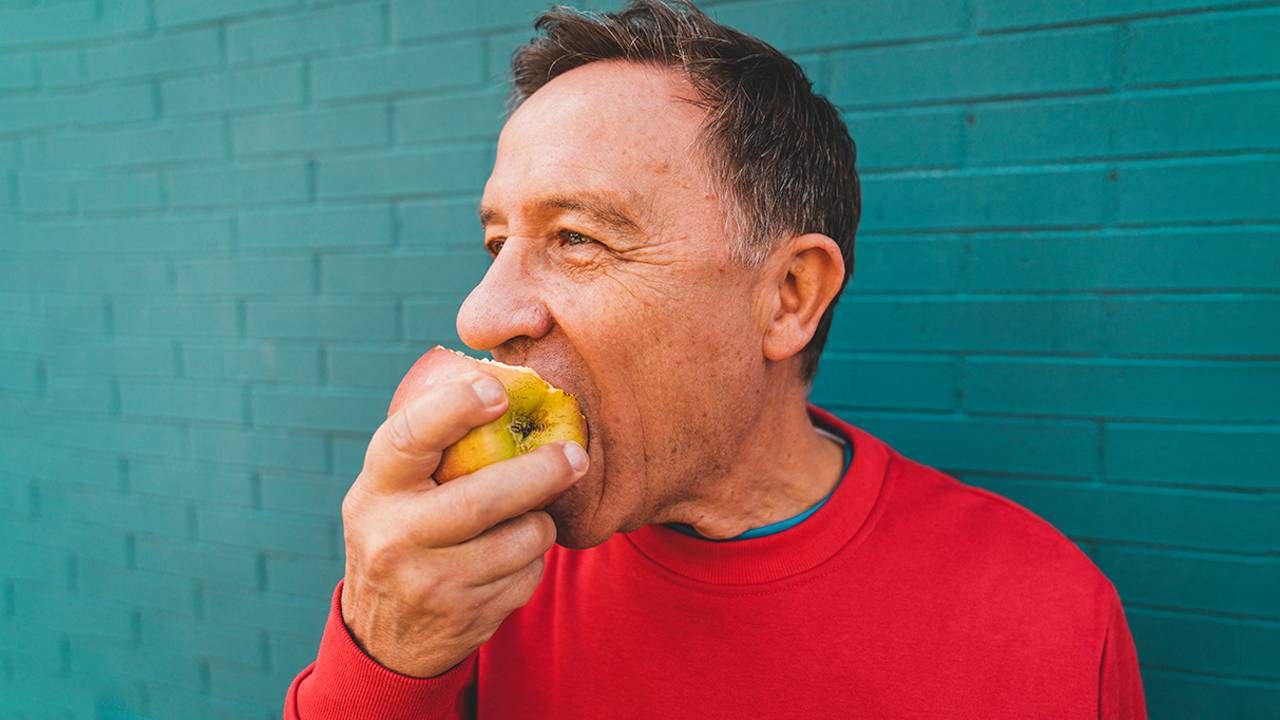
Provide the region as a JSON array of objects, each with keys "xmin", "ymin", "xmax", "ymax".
[
  {"xmin": 525, "ymin": 511, "xmax": 557, "ymax": 551},
  {"xmin": 386, "ymin": 409, "xmax": 421, "ymax": 456},
  {"xmin": 446, "ymin": 483, "xmax": 486, "ymax": 534}
]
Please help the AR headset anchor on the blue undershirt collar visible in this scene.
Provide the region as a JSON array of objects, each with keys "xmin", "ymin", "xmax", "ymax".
[{"xmin": 662, "ymin": 426, "xmax": 852, "ymax": 542}]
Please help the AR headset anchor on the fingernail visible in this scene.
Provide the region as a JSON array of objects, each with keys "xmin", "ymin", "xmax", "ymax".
[
  {"xmin": 472, "ymin": 377, "xmax": 506, "ymax": 408},
  {"xmin": 563, "ymin": 441, "xmax": 589, "ymax": 474}
]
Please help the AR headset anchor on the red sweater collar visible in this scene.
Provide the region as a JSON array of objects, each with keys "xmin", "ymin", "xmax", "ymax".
[{"xmin": 622, "ymin": 403, "xmax": 893, "ymax": 586}]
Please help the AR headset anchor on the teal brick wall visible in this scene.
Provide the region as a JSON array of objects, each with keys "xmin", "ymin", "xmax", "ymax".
[{"xmin": 1, "ymin": 0, "xmax": 1277, "ymax": 717}]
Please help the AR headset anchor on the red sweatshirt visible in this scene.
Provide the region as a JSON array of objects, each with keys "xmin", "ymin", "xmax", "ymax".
[{"xmin": 285, "ymin": 404, "xmax": 1147, "ymax": 719}]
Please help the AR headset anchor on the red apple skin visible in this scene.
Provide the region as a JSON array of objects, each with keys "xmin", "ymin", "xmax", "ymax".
[
  {"xmin": 387, "ymin": 345, "xmax": 477, "ymax": 419},
  {"xmin": 387, "ymin": 345, "xmax": 588, "ymax": 483}
]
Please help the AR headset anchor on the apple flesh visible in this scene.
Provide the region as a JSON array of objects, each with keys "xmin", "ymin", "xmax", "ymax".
[{"xmin": 388, "ymin": 345, "xmax": 589, "ymax": 483}]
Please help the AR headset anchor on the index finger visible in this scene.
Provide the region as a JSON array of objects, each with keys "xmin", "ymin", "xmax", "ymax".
[{"xmin": 357, "ymin": 372, "xmax": 509, "ymax": 495}]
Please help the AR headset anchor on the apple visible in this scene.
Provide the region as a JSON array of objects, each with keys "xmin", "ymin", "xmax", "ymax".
[{"xmin": 387, "ymin": 345, "xmax": 589, "ymax": 483}]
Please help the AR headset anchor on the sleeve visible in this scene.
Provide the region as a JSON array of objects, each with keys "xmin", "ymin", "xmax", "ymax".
[
  {"xmin": 283, "ymin": 579, "xmax": 478, "ymax": 720},
  {"xmin": 1097, "ymin": 585, "xmax": 1148, "ymax": 720}
]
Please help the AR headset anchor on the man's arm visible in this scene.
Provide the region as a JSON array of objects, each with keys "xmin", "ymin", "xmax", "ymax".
[
  {"xmin": 1097, "ymin": 585, "xmax": 1148, "ymax": 720},
  {"xmin": 283, "ymin": 579, "xmax": 478, "ymax": 720}
]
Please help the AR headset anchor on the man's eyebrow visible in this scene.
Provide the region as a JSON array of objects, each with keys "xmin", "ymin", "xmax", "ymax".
[{"xmin": 478, "ymin": 190, "xmax": 645, "ymax": 238}]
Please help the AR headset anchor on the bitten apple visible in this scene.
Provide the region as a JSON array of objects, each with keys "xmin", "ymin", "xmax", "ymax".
[{"xmin": 388, "ymin": 345, "xmax": 589, "ymax": 483}]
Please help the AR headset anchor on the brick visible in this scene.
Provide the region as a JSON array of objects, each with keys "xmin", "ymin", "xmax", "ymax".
[
  {"xmin": 711, "ymin": 0, "xmax": 965, "ymax": 52},
  {"xmin": 966, "ymin": 229, "xmax": 1280, "ymax": 292},
  {"xmin": 2, "ymin": 511, "xmax": 131, "ymax": 566},
  {"xmin": 1128, "ymin": 10, "xmax": 1280, "ymax": 86},
  {"xmin": 813, "ymin": 356, "xmax": 955, "ymax": 411},
  {"xmin": 964, "ymin": 359, "xmax": 1280, "ymax": 422},
  {"xmin": 115, "ymin": 298, "xmax": 239, "ymax": 338},
  {"xmin": 87, "ymin": 27, "xmax": 221, "ymax": 81},
  {"xmin": 0, "ymin": 350, "xmax": 41, "ymax": 392},
  {"xmin": 252, "ymin": 386, "xmax": 385, "ymax": 433},
  {"xmin": 78, "ymin": 560, "xmax": 193, "ymax": 612},
  {"xmin": 322, "ymin": 253, "xmax": 487, "ymax": 296},
  {"xmin": 45, "ymin": 339, "xmax": 176, "ymax": 377},
  {"xmin": 259, "ymin": 469, "xmax": 348, "ymax": 516},
  {"xmin": 233, "ymin": 104, "xmax": 389, "ymax": 156},
  {"xmin": 270, "ymin": 627, "xmax": 325, "ymax": 675},
  {"xmin": 400, "ymin": 195, "xmax": 483, "ymax": 250},
  {"xmin": 79, "ymin": 171, "xmax": 164, "ymax": 213},
  {"xmin": 246, "ymin": 299, "xmax": 398, "ymax": 340},
  {"xmin": 851, "ymin": 415, "xmax": 1099, "ymax": 478},
  {"xmin": 829, "ymin": 298, "xmax": 1104, "ymax": 353},
  {"xmin": 1105, "ymin": 425, "xmax": 1280, "ymax": 490},
  {"xmin": 239, "ymin": 204, "xmax": 394, "ymax": 250},
  {"xmin": 130, "ymin": 457, "xmax": 255, "ymax": 506},
  {"xmin": 968, "ymin": 86, "xmax": 1280, "ymax": 165},
  {"xmin": 43, "ymin": 481, "xmax": 190, "ymax": 538},
  {"xmin": 0, "ymin": 0, "xmax": 147, "ymax": 48},
  {"xmin": 327, "ymin": 345, "xmax": 423, "ymax": 388},
  {"xmin": 45, "ymin": 416, "xmax": 188, "ymax": 459},
  {"xmin": 44, "ymin": 374, "xmax": 114, "ymax": 415},
  {"xmin": 139, "ymin": 610, "xmax": 263, "ymax": 670},
  {"xmin": 860, "ymin": 168, "xmax": 1108, "ymax": 232},
  {"xmin": 189, "ymin": 426, "xmax": 327, "ymax": 473},
  {"xmin": 196, "ymin": 505, "xmax": 331, "ymax": 556},
  {"xmin": 0, "ymin": 52, "xmax": 35, "ymax": 90},
  {"xmin": 19, "ymin": 216, "xmax": 230, "ymax": 254},
  {"xmin": 487, "ymin": 28, "xmax": 534, "ymax": 84},
  {"xmin": 396, "ymin": 87, "xmax": 507, "ymax": 145},
  {"xmin": 312, "ymin": 40, "xmax": 485, "ymax": 101},
  {"xmin": 843, "ymin": 109, "xmax": 964, "ymax": 171},
  {"xmin": 829, "ymin": 29, "xmax": 1115, "ymax": 107},
  {"xmin": 1239, "ymin": 623, "xmax": 1280, "ymax": 679},
  {"xmin": 1144, "ymin": 670, "xmax": 1280, "ymax": 719},
  {"xmin": 229, "ymin": 1, "xmax": 384, "ymax": 63},
  {"xmin": 393, "ymin": 0, "xmax": 547, "ymax": 39},
  {"xmin": 120, "ymin": 379, "xmax": 245, "ymax": 424},
  {"xmin": 978, "ymin": 0, "xmax": 1219, "ymax": 31},
  {"xmin": 168, "ymin": 159, "xmax": 310, "ymax": 208},
  {"xmin": 176, "ymin": 256, "xmax": 314, "ymax": 295},
  {"xmin": 403, "ymin": 299, "xmax": 464, "ymax": 342},
  {"xmin": 0, "ymin": 83, "xmax": 154, "ymax": 134},
  {"xmin": 332, "ymin": 434, "xmax": 370, "ymax": 478},
  {"xmin": 1102, "ymin": 297, "xmax": 1280, "ymax": 356},
  {"xmin": 45, "ymin": 120, "xmax": 226, "ymax": 169},
  {"xmin": 184, "ymin": 339, "xmax": 319, "ymax": 384},
  {"xmin": 1128, "ymin": 609, "xmax": 1238, "ymax": 675},
  {"xmin": 8, "ymin": 577, "xmax": 132, "ymax": 642},
  {"xmin": 163, "ymin": 63, "xmax": 304, "ymax": 116},
  {"xmin": 157, "ymin": 0, "xmax": 297, "ymax": 28},
  {"xmin": 1115, "ymin": 158, "xmax": 1279, "ymax": 225},
  {"xmin": 317, "ymin": 146, "xmax": 490, "ymax": 199},
  {"xmin": 852, "ymin": 238, "xmax": 962, "ymax": 291},
  {"xmin": 978, "ymin": 479, "xmax": 1280, "ymax": 553},
  {"xmin": 202, "ymin": 585, "xmax": 329, "ymax": 635},
  {"xmin": 38, "ymin": 48, "xmax": 85, "ymax": 88},
  {"xmin": 17, "ymin": 172, "xmax": 72, "ymax": 213},
  {"xmin": 0, "ymin": 256, "xmax": 170, "ymax": 294}
]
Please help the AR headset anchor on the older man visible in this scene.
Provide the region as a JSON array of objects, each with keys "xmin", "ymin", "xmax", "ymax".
[{"xmin": 285, "ymin": 1, "xmax": 1147, "ymax": 718}]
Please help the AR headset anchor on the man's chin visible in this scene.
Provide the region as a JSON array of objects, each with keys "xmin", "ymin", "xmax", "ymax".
[{"xmin": 544, "ymin": 484, "xmax": 615, "ymax": 550}]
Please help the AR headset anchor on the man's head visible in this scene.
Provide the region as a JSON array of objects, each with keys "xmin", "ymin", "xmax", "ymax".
[{"xmin": 456, "ymin": 0, "xmax": 859, "ymax": 547}]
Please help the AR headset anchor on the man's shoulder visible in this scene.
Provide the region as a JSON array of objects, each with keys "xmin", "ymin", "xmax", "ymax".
[{"xmin": 878, "ymin": 449, "xmax": 1119, "ymax": 614}]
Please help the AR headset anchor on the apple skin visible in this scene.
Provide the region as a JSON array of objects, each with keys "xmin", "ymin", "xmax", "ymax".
[{"xmin": 388, "ymin": 345, "xmax": 589, "ymax": 483}]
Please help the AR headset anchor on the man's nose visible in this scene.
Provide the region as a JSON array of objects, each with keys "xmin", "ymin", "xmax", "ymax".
[{"xmin": 456, "ymin": 238, "xmax": 553, "ymax": 351}]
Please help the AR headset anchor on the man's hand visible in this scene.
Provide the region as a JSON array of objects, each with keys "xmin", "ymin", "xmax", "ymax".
[{"xmin": 339, "ymin": 372, "xmax": 589, "ymax": 678}]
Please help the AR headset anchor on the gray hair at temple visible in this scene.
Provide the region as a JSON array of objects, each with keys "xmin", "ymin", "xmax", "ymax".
[{"xmin": 504, "ymin": 0, "xmax": 860, "ymax": 383}]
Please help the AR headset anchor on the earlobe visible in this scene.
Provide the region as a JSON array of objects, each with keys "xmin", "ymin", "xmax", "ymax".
[{"xmin": 761, "ymin": 234, "xmax": 845, "ymax": 364}]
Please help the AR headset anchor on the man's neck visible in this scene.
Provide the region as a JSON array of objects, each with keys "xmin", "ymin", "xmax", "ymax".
[{"xmin": 655, "ymin": 394, "xmax": 847, "ymax": 540}]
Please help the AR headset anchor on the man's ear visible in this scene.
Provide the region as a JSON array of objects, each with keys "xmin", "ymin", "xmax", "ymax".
[{"xmin": 761, "ymin": 233, "xmax": 846, "ymax": 364}]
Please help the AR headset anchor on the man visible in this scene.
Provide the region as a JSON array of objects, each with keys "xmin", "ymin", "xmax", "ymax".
[{"xmin": 285, "ymin": 1, "xmax": 1147, "ymax": 717}]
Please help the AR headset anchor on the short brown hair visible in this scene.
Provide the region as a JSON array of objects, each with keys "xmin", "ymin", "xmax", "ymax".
[{"xmin": 506, "ymin": 0, "xmax": 860, "ymax": 383}]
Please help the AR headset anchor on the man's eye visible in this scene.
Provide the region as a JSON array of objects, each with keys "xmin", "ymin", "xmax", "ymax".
[
  {"xmin": 561, "ymin": 230, "xmax": 596, "ymax": 247},
  {"xmin": 487, "ymin": 239, "xmax": 504, "ymax": 256}
]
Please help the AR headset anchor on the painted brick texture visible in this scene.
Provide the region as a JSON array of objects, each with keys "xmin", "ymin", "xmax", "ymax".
[{"xmin": 0, "ymin": 0, "xmax": 1277, "ymax": 718}]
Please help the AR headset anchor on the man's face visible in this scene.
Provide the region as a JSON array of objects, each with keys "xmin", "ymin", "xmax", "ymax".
[{"xmin": 457, "ymin": 60, "xmax": 776, "ymax": 548}]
